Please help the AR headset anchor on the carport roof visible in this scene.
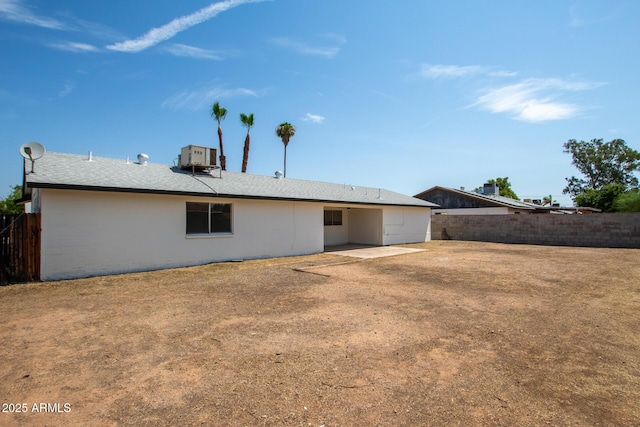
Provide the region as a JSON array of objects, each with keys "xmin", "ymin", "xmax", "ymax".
[{"xmin": 24, "ymin": 152, "xmax": 438, "ymax": 208}]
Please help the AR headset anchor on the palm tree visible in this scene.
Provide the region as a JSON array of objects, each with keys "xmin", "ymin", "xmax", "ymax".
[
  {"xmin": 542, "ymin": 195, "xmax": 554, "ymax": 206},
  {"xmin": 211, "ymin": 102, "xmax": 228, "ymax": 170},
  {"xmin": 239, "ymin": 113, "xmax": 254, "ymax": 173},
  {"xmin": 275, "ymin": 122, "xmax": 296, "ymax": 177}
]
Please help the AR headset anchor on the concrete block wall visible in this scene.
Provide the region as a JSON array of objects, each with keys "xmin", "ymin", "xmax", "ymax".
[{"xmin": 431, "ymin": 213, "xmax": 640, "ymax": 248}]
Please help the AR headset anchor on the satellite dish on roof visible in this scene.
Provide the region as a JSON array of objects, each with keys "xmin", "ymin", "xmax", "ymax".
[{"xmin": 19, "ymin": 141, "xmax": 46, "ymax": 174}]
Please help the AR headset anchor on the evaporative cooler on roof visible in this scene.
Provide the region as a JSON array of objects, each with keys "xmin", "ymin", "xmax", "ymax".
[{"xmin": 179, "ymin": 145, "xmax": 217, "ymax": 170}]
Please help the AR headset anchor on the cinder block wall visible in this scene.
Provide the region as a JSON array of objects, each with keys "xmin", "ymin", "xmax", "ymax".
[{"xmin": 431, "ymin": 213, "xmax": 640, "ymax": 248}]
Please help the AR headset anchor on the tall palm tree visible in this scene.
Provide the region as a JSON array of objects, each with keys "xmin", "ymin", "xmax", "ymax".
[
  {"xmin": 275, "ymin": 122, "xmax": 296, "ymax": 177},
  {"xmin": 239, "ymin": 113, "xmax": 254, "ymax": 173},
  {"xmin": 211, "ymin": 102, "xmax": 227, "ymax": 170}
]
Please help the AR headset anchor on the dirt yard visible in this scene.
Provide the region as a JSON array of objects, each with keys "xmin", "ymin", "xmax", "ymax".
[{"xmin": 1, "ymin": 241, "xmax": 639, "ymax": 426}]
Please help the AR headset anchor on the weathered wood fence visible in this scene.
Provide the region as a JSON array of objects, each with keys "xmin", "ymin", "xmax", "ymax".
[{"xmin": 0, "ymin": 213, "xmax": 40, "ymax": 285}]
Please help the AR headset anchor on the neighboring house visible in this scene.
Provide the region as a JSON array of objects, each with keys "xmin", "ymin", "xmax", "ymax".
[
  {"xmin": 415, "ymin": 184, "xmax": 535, "ymax": 215},
  {"xmin": 415, "ymin": 184, "xmax": 599, "ymax": 215},
  {"xmin": 22, "ymin": 151, "xmax": 437, "ymax": 280}
]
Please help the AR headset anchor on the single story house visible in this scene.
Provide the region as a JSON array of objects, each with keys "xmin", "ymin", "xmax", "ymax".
[
  {"xmin": 22, "ymin": 150, "xmax": 437, "ymax": 281},
  {"xmin": 415, "ymin": 184, "xmax": 599, "ymax": 215}
]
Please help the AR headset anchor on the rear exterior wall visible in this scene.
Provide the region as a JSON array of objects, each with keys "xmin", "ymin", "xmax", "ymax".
[
  {"xmin": 383, "ymin": 206, "xmax": 431, "ymax": 245},
  {"xmin": 37, "ymin": 189, "xmax": 432, "ymax": 280},
  {"xmin": 38, "ymin": 189, "xmax": 324, "ymax": 280}
]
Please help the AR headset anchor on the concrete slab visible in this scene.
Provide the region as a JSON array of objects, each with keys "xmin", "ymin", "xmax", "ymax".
[{"xmin": 325, "ymin": 245, "xmax": 425, "ymax": 259}]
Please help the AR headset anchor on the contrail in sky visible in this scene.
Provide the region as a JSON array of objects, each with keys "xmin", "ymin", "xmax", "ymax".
[{"xmin": 106, "ymin": 0, "xmax": 267, "ymax": 53}]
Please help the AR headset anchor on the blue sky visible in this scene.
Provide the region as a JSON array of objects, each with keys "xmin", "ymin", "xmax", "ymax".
[{"xmin": 2, "ymin": 0, "xmax": 639, "ymax": 205}]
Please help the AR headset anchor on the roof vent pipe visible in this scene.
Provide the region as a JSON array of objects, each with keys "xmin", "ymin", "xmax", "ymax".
[
  {"xmin": 137, "ymin": 153, "xmax": 149, "ymax": 165},
  {"xmin": 87, "ymin": 151, "xmax": 94, "ymax": 162}
]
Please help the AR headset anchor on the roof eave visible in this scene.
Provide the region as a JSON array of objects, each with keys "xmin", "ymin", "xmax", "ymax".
[{"xmin": 28, "ymin": 182, "xmax": 434, "ymax": 208}]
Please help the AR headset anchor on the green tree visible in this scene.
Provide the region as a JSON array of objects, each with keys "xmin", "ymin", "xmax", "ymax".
[
  {"xmin": 612, "ymin": 189, "xmax": 640, "ymax": 212},
  {"xmin": 275, "ymin": 122, "xmax": 296, "ymax": 178},
  {"xmin": 211, "ymin": 102, "xmax": 228, "ymax": 170},
  {"xmin": 474, "ymin": 177, "xmax": 519, "ymax": 199},
  {"xmin": 563, "ymin": 138, "xmax": 640, "ymax": 198},
  {"xmin": 574, "ymin": 183, "xmax": 627, "ymax": 212},
  {"xmin": 0, "ymin": 185, "xmax": 23, "ymax": 214},
  {"xmin": 239, "ymin": 113, "xmax": 254, "ymax": 173}
]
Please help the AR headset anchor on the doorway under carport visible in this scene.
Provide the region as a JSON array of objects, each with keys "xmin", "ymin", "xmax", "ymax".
[{"xmin": 323, "ymin": 206, "xmax": 382, "ymax": 248}]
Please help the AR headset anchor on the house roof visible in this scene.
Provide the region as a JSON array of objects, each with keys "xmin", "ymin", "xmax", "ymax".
[
  {"xmin": 414, "ymin": 185, "xmax": 600, "ymax": 213},
  {"xmin": 415, "ymin": 186, "xmax": 535, "ymax": 210},
  {"xmin": 24, "ymin": 152, "xmax": 437, "ymax": 208}
]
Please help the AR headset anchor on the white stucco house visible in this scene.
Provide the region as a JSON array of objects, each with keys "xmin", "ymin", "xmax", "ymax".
[{"xmin": 22, "ymin": 151, "xmax": 437, "ymax": 281}]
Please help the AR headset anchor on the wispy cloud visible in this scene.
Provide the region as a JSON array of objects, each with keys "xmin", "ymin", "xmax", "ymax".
[
  {"xmin": 49, "ymin": 41, "xmax": 99, "ymax": 52},
  {"xmin": 302, "ymin": 113, "xmax": 325, "ymax": 124},
  {"xmin": 470, "ymin": 78, "xmax": 605, "ymax": 122},
  {"xmin": 270, "ymin": 36, "xmax": 343, "ymax": 58},
  {"xmin": 72, "ymin": 18, "xmax": 125, "ymax": 42},
  {"xmin": 421, "ymin": 64, "xmax": 484, "ymax": 78},
  {"xmin": 321, "ymin": 32, "xmax": 347, "ymax": 44},
  {"xmin": 106, "ymin": 0, "xmax": 267, "ymax": 53},
  {"xmin": 370, "ymin": 89, "xmax": 399, "ymax": 102},
  {"xmin": 488, "ymin": 70, "xmax": 518, "ymax": 77},
  {"xmin": 0, "ymin": 0, "xmax": 66, "ymax": 29},
  {"xmin": 569, "ymin": 3, "xmax": 615, "ymax": 28},
  {"xmin": 59, "ymin": 81, "xmax": 75, "ymax": 98},
  {"xmin": 421, "ymin": 63, "xmax": 517, "ymax": 79},
  {"xmin": 163, "ymin": 44, "xmax": 223, "ymax": 60},
  {"xmin": 162, "ymin": 84, "xmax": 258, "ymax": 111}
]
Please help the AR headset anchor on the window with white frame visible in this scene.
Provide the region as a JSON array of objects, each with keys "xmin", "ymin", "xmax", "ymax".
[{"xmin": 186, "ymin": 202, "xmax": 232, "ymax": 234}]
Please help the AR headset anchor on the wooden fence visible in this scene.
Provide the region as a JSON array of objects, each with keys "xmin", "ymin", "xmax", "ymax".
[{"xmin": 0, "ymin": 213, "xmax": 40, "ymax": 285}]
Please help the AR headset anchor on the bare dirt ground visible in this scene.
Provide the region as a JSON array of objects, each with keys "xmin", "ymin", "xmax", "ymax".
[{"xmin": 1, "ymin": 241, "xmax": 639, "ymax": 426}]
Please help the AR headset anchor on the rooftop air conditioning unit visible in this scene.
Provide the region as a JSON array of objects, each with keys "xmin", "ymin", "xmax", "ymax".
[{"xmin": 179, "ymin": 145, "xmax": 217, "ymax": 170}]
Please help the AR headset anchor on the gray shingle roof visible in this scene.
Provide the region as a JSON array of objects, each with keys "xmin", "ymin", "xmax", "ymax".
[
  {"xmin": 415, "ymin": 186, "xmax": 534, "ymax": 210},
  {"xmin": 25, "ymin": 152, "xmax": 436, "ymax": 208}
]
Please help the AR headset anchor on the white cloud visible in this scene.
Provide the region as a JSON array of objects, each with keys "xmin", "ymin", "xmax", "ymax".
[
  {"xmin": 569, "ymin": 3, "xmax": 615, "ymax": 28},
  {"xmin": 421, "ymin": 63, "xmax": 517, "ymax": 79},
  {"xmin": 162, "ymin": 85, "xmax": 258, "ymax": 111},
  {"xmin": 421, "ymin": 64, "xmax": 484, "ymax": 78},
  {"xmin": 270, "ymin": 36, "xmax": 341, "ymax": 58},
  {"xmin": 59, "ymin": 81, "xmax": 75, "ymax": 98},
  {"xmin": 470, "ymin": 78, "xmax": 605, "ymax": 122},
  {"xmin": 0, "ymin": 0, "xmax": 66, "ymax": 29},
  {"xmin": 163, "ymin": 44, "xmax": 223, "ymax": 60},
  {"xmin": 302, "ymin": 113, "xmax": 325, "ymax": 124},
  {"xmin": 488, "ymin": 70, "xmax": 518, "ymax": 77},
  {"xmin": 321, "ymin": 32, "xmax": 347, "ymax": 44},
  {"xmin": 106, "ymin": 0, "xmax": 267, "ymax": 53},
  {"xmin": 49, "ymin": 41, "xmax": 99, "ymax": 52}
]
